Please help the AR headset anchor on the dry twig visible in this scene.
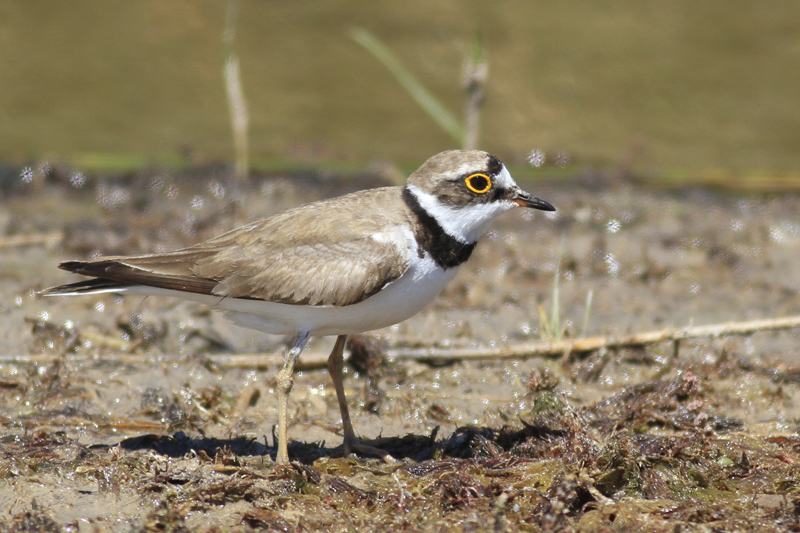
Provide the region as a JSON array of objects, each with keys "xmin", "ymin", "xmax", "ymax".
[
  {"xmin": 0, "ymin": 352, "xmax": 331, "ymax": 370},
  {"xmin": 386, "ymin": 315, "xmax": 800, "ymax": 362},
  {"xmin": 0, "ymin": 231, "xmax": 62, "ymax": 249},
  {"xmin": 6, "ymin": 315, "xmax": 800, "ymax": 369}
]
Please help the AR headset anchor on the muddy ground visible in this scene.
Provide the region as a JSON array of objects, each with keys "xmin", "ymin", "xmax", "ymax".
[{"xmin": 1, "ymin": 163, "xmax": 800, "ymax": 531}]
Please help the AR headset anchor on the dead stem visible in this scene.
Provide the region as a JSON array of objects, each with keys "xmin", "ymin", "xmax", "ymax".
[
  {"xmin": 387, "ymin": 315, "xmax": 800, "ymax": 362},
  {"xmin": 0, "ymin": 231, "xmax": 62, "ymax": 249},
  {"xmin": 7, "ymin": 315, "xmax": 800, "ymax": 368}
]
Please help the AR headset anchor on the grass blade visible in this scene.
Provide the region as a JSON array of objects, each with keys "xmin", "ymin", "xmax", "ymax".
[{"xmin": 350, "ymin": 27, "xmax": 464, "ymax": 145}]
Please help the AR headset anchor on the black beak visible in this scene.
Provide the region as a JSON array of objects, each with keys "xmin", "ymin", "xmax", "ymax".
[{"xmin": 512, "ymin": 188, "xmax": 556, "ymax": 211}]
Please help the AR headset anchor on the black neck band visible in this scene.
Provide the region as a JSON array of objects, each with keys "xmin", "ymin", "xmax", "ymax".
[{"xmin": 402, "ymin": 187, "xmax": 476, "ymax": 269}]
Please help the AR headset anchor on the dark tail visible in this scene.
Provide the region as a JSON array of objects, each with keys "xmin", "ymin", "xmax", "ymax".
[{"xmin": 41, "ymin": 277, "xmax": 132, "ymax": 296}]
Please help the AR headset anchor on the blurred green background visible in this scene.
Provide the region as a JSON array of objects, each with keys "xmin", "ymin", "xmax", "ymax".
[{"xmin": 2, "ymin": 1, "xmax": 799, "ymax": 175}]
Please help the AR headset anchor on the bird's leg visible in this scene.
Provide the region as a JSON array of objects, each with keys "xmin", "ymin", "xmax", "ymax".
[
  {"xmin": 275, "ymin": 331, "xmax": 310, "ymax": 465},
  {"xmin": 328, "ymin": 335, "xmax": 355, "ymax": 443},
  {"xmin": 328, "ymin": 334, "xmax": 396, "ymax": 463}
]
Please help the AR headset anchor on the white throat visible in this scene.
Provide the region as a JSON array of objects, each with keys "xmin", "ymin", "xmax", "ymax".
[{"xmin": 407, "ymin": 183, "xmax": 517, "ymax": 244}]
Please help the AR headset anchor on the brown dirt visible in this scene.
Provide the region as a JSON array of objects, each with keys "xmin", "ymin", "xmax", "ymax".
[{"xmin": 1, "ymin": 164, "xmax": 800, "ymax": 531}]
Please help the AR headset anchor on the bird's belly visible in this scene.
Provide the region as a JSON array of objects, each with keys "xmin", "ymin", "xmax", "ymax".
[{"xmin": 217, "ymin": 256, "xmax": 459, "ymax": 336}]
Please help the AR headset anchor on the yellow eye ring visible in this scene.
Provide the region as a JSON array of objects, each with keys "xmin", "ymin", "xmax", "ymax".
[{"xmin": 465, "ymin": 173, "xmax": 492, "ymax": 194}]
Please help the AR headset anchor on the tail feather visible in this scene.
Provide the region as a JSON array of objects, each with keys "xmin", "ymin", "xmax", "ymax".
[
  {"xmin": 42, "ymin": 256, "xmax": 220, "ymax": 296},
  {"xmin": 41, "ymin": 278, "xmax": 133, "ymax": 296}
]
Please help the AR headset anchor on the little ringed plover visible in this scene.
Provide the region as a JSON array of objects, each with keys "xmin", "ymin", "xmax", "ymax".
[{"xmin": 43, "ymin": 149, "xmax": 555, "ymax": 464}]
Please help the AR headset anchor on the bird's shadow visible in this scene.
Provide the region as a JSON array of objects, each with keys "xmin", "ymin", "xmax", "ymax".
[{"xmin": 91, "ymin": 423, "xmax": 567, "ymax": 464}]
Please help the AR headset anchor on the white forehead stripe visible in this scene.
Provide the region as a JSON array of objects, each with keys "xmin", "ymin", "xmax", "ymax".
[
  {"xmin": 407, "ymin": 184, "xmax": 518, "ymax": 244},
  {"xmin": 494, "ymin": 164, "xmax": 516, "ymax": 189}
]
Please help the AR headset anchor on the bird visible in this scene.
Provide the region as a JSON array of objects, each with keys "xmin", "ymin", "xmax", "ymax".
[{"xmin": 43, "ymin": 149, "xmax": 555, "ymax": 465}]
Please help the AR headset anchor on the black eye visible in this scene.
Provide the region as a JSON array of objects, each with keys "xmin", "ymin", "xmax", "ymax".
[{"xmin": 464, "ymin": 173, "xmax": 491, "ymax": 194}]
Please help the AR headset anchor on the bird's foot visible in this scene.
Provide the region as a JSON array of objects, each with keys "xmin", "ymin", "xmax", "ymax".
[{"xmin": 338, "ymin": 437, "xmax": 398, "ymax": 464}]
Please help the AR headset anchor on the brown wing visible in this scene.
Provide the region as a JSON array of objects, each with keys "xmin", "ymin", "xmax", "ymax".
[{"xmin": 49, "ymin": 187, "xmax": 412, "ymax": 307}]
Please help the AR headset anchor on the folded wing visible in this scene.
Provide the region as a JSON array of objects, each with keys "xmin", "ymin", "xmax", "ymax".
[{"xmin": 44, "ymin": 187, "xmax": 411, "ymax": 307}]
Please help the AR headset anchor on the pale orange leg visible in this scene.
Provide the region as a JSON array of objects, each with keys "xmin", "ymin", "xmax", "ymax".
[
  {"xmin": 274, "ymin": 331, "xmax": 309, "ymax": 465},
  {"xmin": 327, "ymin": 334, "xmax": 396, "ymax": 463}
]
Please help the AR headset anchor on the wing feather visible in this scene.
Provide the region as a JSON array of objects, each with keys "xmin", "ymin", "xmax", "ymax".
[{"xmin": 48, "ymin": 187, "xmax": 413, "ymax": 307}]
